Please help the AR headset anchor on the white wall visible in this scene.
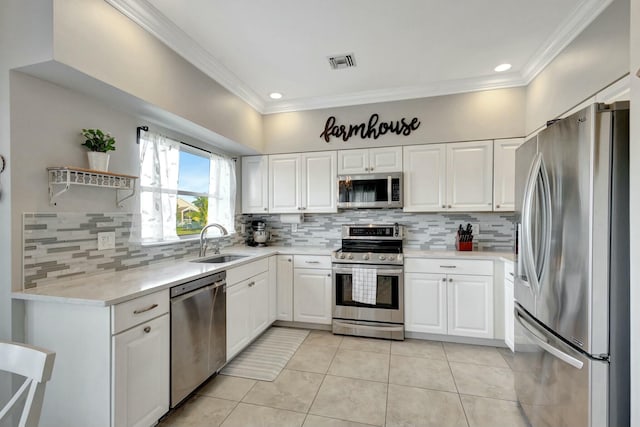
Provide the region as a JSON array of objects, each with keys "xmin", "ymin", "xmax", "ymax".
[
  {"xmin": 263, "ymin": 87, "xmax": 526, "ymax": 154},
  {"xmin": 51, "ymin": 0, "xmax": 264, "ymax": 153},
  {"xmin": 525, "ymin": 0, "xmax": 629, "ymax": 134},
  {"xmin": 629, "ymin": 0, "xmax": 639, "ymax": 422}
]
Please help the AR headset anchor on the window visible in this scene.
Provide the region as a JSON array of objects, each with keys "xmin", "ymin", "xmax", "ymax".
[{"xmin": 139, "ymin": 130, "xmax": 236, "ymax": 243}]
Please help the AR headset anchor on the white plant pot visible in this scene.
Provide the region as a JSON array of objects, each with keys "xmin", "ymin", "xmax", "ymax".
[{"xmin": 87, "ymin": 152, "xmax": 110, "ymax": 172}]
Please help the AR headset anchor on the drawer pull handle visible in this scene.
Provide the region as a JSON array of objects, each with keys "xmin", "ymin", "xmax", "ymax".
[
  {"xmin": 143, "ymin": 326, "xmax": 151, "ymax": 333},
  {"xmin": 305, "ymin": 261, "xmax": 320, "ymax": 264},
  {"xmin": 440, "ymin": 265, "xmax": 457, "ymax": 269},
  {"xmin": 248, "ymin": 281, "xmax": 255, "ymax": 287},
  {"xmin": 509, "ymin": 272, "xmax": 514, "ymax": 276},
  {"xmin": 133, "ymin": 303, "xmax": 158, "ymax": 315}
]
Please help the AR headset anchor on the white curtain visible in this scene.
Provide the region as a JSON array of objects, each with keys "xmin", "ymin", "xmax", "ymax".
[
  {"xmin": 139, "ymin": 131, "xmax": 181, "ymax": 242},
  {"xmin": 208, "ymin": 153, "xmax": 236, "ymax": 234}
]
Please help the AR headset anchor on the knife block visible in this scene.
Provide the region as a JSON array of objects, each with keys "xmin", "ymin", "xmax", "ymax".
[{"xmin": 455, "ymin": 235, "xmax": 473, "ymax": 251}]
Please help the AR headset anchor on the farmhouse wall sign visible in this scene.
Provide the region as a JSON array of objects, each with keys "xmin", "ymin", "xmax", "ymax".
[{"xmin": 320, "ymin": 114, "xmax": 421, "ymax": 143}]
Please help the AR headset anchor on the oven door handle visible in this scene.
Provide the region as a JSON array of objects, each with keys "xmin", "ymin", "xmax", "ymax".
[
  {"xmin": 332, "ymin": 266, "xmax": 403, "ymax": 276},
  {"xmin": 333, "ymin": 319, "xmax": 404, "ymax": 333}
]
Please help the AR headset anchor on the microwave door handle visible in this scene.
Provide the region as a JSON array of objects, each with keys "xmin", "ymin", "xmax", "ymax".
[{"xmin": 387, "ymin": 176, "xmax": 392, "ymax": 205}]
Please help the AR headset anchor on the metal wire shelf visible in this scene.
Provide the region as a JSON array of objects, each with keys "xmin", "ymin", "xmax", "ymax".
[{"xmin": 47, "ymin": 167, "xmax": 137, "ymax": 207}]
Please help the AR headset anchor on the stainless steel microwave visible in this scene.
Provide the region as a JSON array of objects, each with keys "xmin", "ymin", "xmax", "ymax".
[{"xmin": 337, "ymin": 173, "xmax": 403, "ymax": 209}]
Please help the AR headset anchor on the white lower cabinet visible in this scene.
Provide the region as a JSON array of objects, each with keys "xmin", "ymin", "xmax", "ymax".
[
  {"xmin": 276, "ymin": 255, "xmax": 294, "ymax": 321},
  {"xmin": 112, "ymin": 314, "xmax": 169, "ymax": 427},
  {"xmin": 405, "ymin": 258, "xmax": 494, "ymax": 339},
  {"xmin": 447, "ymin": 274, "xmax": 494, "ymax": 339},
  {"xmin": 293, "ymin": 268, "xmax": 332, "ymax": 324},
  {"xmin": 504, "ymin": 262, "xmax": 515, "ymax": 351},
  {"xmin": 23, "ymin": 289, "xmax": 170, "ymax": 427},
  {"xmin": 404, "ymin": 273, "xmax": 447, "ymax": 334},
  {"xmin": 226, "ymin": 271, "xmax": 269, "ymax": 360}
]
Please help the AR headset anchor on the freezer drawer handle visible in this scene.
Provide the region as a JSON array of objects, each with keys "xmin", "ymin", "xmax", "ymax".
[{"xmin": 515, "ymin": 310, "xmax": 583, "ymax": 369}]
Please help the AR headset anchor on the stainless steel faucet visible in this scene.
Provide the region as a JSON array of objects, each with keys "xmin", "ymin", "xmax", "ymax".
[{"xmin": 199, "ymin": 223, "xmax": 229, "ymax": 257}]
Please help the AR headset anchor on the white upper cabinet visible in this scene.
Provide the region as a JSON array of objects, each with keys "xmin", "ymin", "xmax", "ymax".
[
  {"xmin": 269, "ymin": 151, "xmax": 337, "ymax": 214},
  {"xmin": 403, "ymin": 141, "xmax": 493, "ymax": 212},
  {"xmin": 403, "ymin": 144, "xmax": 446, "ymax": 212},
  {"xmin": 301, "ymin": 151, "xmax": 337, "ymax": 212},
  {"xmin": 493, "ymin": 138, "xmax": 523, "ymax": 212},
  {"xmin": 269, "ymin": 154, "xmax": 301, "ymax": 213},
  {"xmin": 338, "ymin": 147, "xmax": 402, "ymax": 174},
  {"xmin": 242, "ymin": 156, "xmax": 269, "ymax": 214},
  {"xmin": 446, "ymin": 141, "xmax": 493, "ymax": 211}
]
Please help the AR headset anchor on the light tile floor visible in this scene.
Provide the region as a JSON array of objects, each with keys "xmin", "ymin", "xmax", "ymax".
[{"xmin": 160, "ymin": 330, "xmax": 530, "ymax": 427}]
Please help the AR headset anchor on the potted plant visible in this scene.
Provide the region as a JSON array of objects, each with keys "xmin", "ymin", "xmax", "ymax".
[{"xmin": 81, "ymin": 128, "xmax": 116, "ymax": 172}]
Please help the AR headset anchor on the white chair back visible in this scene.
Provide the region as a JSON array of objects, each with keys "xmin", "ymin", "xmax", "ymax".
[{"xmin": 0, "ymin": 342, "xmax": 55, "ymax": 427}]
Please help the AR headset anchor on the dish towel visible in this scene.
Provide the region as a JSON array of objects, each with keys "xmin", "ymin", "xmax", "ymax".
[{"xmin": 352, "ymin": 267, "xmax": 377, "ymax": 305}]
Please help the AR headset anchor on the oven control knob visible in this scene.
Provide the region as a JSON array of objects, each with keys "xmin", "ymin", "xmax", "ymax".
[
  {"xmin": 379, "ymin": 255, "xmax": 386, "ymax": 260},
  {"xmin": 363, "ymin": 254, "xmax": 370, "ymax": 260},
  {"xmin": 347, "ymin": 254, "xmax": 353, "ymax": 260},
  {"xmin": 387, "ymin": 255, "xmax": 395, "ymax": 261},
  {"xmin": 339, "ymin": 253, "xmax": 345, "ymax": 259}
]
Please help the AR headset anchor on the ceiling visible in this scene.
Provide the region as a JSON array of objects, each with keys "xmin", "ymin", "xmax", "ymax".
[{"xmin": 107, "ymin": 0, "xmax": 612, "ymax": 114}]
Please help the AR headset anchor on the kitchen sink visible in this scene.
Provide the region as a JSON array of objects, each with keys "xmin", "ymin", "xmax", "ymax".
[{"xmin": 192, "ymin": 254, "xmax": 248, "ymax": 264}]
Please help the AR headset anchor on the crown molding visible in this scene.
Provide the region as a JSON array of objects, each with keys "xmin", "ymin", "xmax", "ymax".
[
  {"xmin": 262, "ymin": 72, "xmax": 527, "ymax": 114},
  {"xmin": 104, "ymin": 0, "xmax": 266, "ymax": 112},
  {"xmin": 520, "ymin": 0, "xmax": 614, "ymax": 83},
  {"xmin": 105, "ymin": 0, "xmax": 611, "ymax": 115}
]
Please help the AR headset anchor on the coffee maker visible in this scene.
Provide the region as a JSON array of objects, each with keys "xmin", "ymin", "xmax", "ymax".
[{"xmin": 247, "ymin": 220, "xmax": 268, "ymax": 247}]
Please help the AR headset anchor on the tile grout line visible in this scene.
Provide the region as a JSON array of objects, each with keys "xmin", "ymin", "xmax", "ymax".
[
  {"xmin": 444, "ymin": 343, "xmax": 472, "ymax": 427},
  {"xmin": 305, "ymin": 334, "xmax": 341, "ymax": 419}
]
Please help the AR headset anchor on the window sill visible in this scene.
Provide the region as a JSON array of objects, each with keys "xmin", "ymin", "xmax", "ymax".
[{"xmin": 140, "ymin": 232, "xmax": 236, "ymax": 247}]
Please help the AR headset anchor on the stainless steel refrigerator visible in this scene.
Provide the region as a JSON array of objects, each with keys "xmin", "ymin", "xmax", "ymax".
[{"xmin": 513, "ymin": 102, "xmax": 629, "ymax": 427}]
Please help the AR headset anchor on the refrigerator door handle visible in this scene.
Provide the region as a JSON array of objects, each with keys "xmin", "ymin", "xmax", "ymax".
[
  {"xmin": 515, "ymin": 307, "xmax": 584, "ymax": 370},
  {"xmin": 521, "ymin": 153, "xmax": 542, "ymax": 295},
  {"xmin": 537, "ymin": 158, "xmax": 553, "ymax": 293}
]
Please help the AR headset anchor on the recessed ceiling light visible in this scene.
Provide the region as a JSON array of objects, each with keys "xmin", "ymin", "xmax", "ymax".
[
  {"xmin": 269, "ymin": 92, "xmax": 283, "ymax": 100},
  {"xmin": 494, "ymin": 63, "xmax": 512, "ymax": 72}
]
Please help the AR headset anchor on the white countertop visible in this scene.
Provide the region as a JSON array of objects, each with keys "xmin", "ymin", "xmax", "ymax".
[{"xmin": 12, "ymin": 245, "xmax": 513, "ymax": 307}]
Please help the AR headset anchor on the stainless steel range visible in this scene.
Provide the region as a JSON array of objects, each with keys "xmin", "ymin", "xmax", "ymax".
[{"xmin": 332, "ymin": 224, "xmax": 404, "ymax": 340}]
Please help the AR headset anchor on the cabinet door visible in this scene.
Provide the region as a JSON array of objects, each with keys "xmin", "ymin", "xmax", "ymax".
[
  {"xmin": 268, "ymin": 256, "xmax": 277, "ymax": 324},
  {"xmin": 446, "ymin": 141, "xmax": 494, "ymax": 211},
  {"xmin": 301, "ymin": 151, "xmax": 337, "ymax": 213},
  {"xmin": 404, "ymin": 273, "xmax": 447, "ymax": 334},
  {"xmin": 504, "ymin": 277, "xmax": 514, "ymax": 351},
  {"xmin": 369, "ymin": 147, "xmax": 402, "ymax": 172},
  {"xmin": 403, "ymin": 144, "xmax": 446, "ymax": 212},
  {"xmin": 447, "ymin": 274, "xmax": 494, "ymax": 339},
  {"xmin": 269, "ymin": 154, "xmax": 300, "ymax": 213},
  {"xmin": 277, "ymin": 255, "xmax": 294, "ymax": 321},
  {"xmin": 113, "ymin": 314, "xmax": 169, "ymax": 427},
  {"xmin": 226, "ymin": 282, "xmax": 252, "ymax": 360},
  {"xmin": 338, "ymin": 149, "xmax": 369, "ymax": 174},
  {"xmin": 242, "ymin": 156, "xmax": 269, "ymax": 214},
  {"xmin": 493, "ymin": 138, "xmax": 523, "ymax": 211},
  {"xmin": 293, "ymin": 268, "xmax": 332, "ymax": 324},
  {"xmin": 250, "ymin": 272, "xmax": 270, "ymax": 337}
]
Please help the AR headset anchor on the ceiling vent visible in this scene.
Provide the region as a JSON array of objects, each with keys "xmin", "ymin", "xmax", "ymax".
[{"xmin": 328, "ymin": 54, "xmax": 356, "ymax": 70}]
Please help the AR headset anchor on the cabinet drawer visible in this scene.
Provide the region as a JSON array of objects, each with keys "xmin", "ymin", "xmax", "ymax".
[
  {"xmin": 227, "ymin": 258, "xmax": 269, "ymax": 286},
  {"xmin": 504, "ymin": 261, "xmax": 514, "ymax": 282},
  {"xmin": 112, "ymin": 290, "xmax": 169, "ymax": 335},
  {"xmin": 405, "ymin": 258, "xmax": 493, "ymax": 276},
  {"xmin": 294, "ymin": 255, "xmax": 332, "ymax": 269}
]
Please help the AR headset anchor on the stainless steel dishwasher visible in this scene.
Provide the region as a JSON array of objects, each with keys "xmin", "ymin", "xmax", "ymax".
[{"xmin": 170, "ymin": 271, "xmax": 226, "ymax": 407}]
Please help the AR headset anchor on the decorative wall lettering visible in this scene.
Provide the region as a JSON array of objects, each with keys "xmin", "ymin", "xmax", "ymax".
[{"xmin": 320, "ymin": 114, "xmax": 421, "ymax": 142}]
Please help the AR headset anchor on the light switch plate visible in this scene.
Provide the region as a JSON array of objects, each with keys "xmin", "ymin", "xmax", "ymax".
[{"xmin": 97, "ymin": 231, "xmax": 116, "ymax": 250}]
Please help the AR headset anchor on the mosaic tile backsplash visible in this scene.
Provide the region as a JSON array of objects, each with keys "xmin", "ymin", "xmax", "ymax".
[
  {"xmin": 242, "ymin": 210, "xmax": 516, "ymax": 251},
  {"xmin": 23, "ymin": 213, "xmax": 243, "ymax": 289},
  {"xmin": 24, "ymin": 210, "xmax": 515, "ymax": 289}
]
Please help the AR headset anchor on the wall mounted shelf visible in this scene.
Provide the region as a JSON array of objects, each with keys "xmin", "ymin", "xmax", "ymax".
[{"xmin": 48, "ymin": 167, "xmax": 137, "ymax": 207}]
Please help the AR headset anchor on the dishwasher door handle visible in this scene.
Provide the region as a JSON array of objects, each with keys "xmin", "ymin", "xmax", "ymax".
[{"xmin": 170, "ymin": 281, "xmax": 226, "ymax": 304}]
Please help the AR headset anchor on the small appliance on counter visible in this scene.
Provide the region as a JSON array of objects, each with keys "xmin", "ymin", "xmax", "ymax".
[{"xmin": 246, "ymin": 220, "xmax": 268, "ymax": 247}]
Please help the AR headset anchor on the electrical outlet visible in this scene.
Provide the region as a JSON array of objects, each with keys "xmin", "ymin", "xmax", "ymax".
[
  {"xmin": 97, "ymin": 231, "xmax": 116, "ymax": 250},
  {"xmin": 240, "ymin": 224, "xmax": 246, "ymax": 234},
  {"xmin": 291, "ymin": 223, "xmax": 297, "ymax": 232},
  {"xmin": 471, "ymin": 223, "xmax": 479, "ymax": 234}
]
